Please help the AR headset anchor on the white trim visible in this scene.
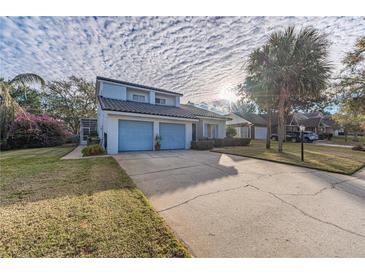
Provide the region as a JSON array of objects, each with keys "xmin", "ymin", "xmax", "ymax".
[
  {"xmin": 195, "ymin": 115, "xmax": 228, "ymax": 121},
  {"xmin": 105, "ymin": 110, "xmax": 199, "ymax": 122}
]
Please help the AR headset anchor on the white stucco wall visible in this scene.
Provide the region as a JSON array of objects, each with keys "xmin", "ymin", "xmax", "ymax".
[
  {"xmin": 126, "ymin": 88, "xmax": 150, "ymax": 102},
  {"xmin": 103, "ymin": 112, "xmax": 195, "ymax": 154},
  {"xmin": 97, "ymin": 102, "xmax": 108, "ymax": 146},
  {"xmin": 154, "ymin": 93, "xmax": 176, "ymax": 106},
  {"xmin": 100, "ymin": 82, "xmax": 127, "ymax": 100},
  {"xmin": 200, "ymin": 118, "xmax": 226, "ymax": 139}
]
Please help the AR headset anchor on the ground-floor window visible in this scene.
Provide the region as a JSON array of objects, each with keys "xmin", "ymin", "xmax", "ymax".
[{"xmin": 204, "ymin": 123, "xmax": 218, "ymax": 139}]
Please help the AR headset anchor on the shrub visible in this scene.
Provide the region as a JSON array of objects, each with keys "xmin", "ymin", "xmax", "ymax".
[
  {"xmin": 213, "ymin": 138, "xmax": 224, "ymax": 147},
  {"xmin": 226, "ymin": 126, "xmax": 237, "ymax": 137},
  {"xmin": 81, "ymin": 144, "xmax": 106, "ymax": 156},
  {"xmin": 6, "ymin": 112, "xmax": 70, "ymax": 149},
  {"xmin": 191, "ymin": 138, "xmax": 251, "ymax": 150},
  {"xmin": 352, "ymin": 145, "xmax": 365, "ymax": 152},
  {"xmin": 213, "ymin": 137, "xmax": 251, "ymax": 147},
  {"xmin": 87, "ymin": 135, "xmax": 100, "ymax": 145},
  {"xmin": 191, "ymin": 140, "xmax": 215, "ymax": 150},
  {"xmin": 319, "ymin": 133, "xmax": 333, "ymax": 140}
]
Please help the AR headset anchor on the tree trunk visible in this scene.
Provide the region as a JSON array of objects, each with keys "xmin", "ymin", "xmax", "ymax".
[
  {"xmin": 353, "ymin": 131, "xmax": 359, "ymax": 142},
  {"xmin": 266, "ymin": 104, "xmax": 272, "ymax": 149},
  {"xmin": 344, "ymin": 128, "xmax": 348, "ymax": 142},
  {"xmin": 277, "ymin": 86, "xmax": 289, "ymax": 153}
]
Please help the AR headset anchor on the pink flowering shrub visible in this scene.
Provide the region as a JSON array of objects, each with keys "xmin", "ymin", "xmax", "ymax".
[{"xmin": 7, "ymin": 112, "xmax": 70, "ymax": 149}]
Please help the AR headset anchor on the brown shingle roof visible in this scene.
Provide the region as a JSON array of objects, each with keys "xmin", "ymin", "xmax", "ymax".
[{"xmin": 302, "ymin": 117, "xmax": 322, "ymax": 127}]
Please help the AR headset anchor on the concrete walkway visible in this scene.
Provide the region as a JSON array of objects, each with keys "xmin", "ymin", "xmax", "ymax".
[
  {"xmin": 61, "ymin": 145, "xmax": 84, "ymax": 159},
  {"xmin": 114, "ymin": 150, "xmax": 365, "ymax": 257},
  {"xmin": 354, "ymin": 167, "xmax": 365, "ymax": 181}
]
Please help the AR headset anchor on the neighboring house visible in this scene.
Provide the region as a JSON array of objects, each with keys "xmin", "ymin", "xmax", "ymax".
[
  {"xmin": 284, "ymin": 112, "xmax": 336, "ymax": 135},
  {"xmin": 96, "ymin": 76, "xmax": 228, "ymax": 154},
  {"xmin": 226, "ymin": 112, "xmax": 267, "ymax": 140},
  {"xmin": 181, "ymin": 103, "xmax": 227, "ymax": 140},
  {"xmin": 227, "ymin": 111, "xmax": 337, "ymax": 141}
]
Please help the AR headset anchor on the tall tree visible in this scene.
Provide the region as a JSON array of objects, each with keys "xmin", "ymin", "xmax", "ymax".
[
  {"xmin": 0, "ymin": 73, "xmax": 45, "ymax": 140},
  {"xmin": 43, "ymin": 76, "xmax": 96, "ymax": 134},
  {"xmin": 244, "ymin": 27, "xmax": 331, "ymax": 152},
  {"xmin": 333, "ymin": 103, "xmax": 365, "ymax": 141},
  {"xmin": 243, "ymin": 45, "xmax": 278, "ymax": 149},
  {"xmin": 337, "ymin": 36, "xmax": 365, "ymax": 115},
  {"xmin": 10, "ymin": 86, "xmax": 42, "ymax": 114},
  {"xmin": 230, "ymin": 97, "xmax": 257, "ymax": 114}
]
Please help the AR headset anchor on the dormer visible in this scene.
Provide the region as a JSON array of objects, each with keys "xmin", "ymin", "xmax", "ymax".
[{"xmin": 96, "ymin": 76, "xmax": 182, "ymax": 107}]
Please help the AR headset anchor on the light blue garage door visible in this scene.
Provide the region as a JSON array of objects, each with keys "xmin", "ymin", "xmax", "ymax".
[
  {"xmin": 160, "ymin": 123, "xmax": 185, "ymax": 150},
  {"xmin": 118, "ymin": 120, "xmax": 153, "ymax": 151}
]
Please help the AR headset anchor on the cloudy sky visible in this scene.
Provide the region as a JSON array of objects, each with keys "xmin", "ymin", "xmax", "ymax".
[{"xmin": 1, "ymin": 16, "xmax": 364, "ymax": 104}]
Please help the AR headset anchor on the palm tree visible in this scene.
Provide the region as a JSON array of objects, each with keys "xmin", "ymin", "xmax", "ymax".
[
  {"xmin": 244, "ymin": 45, "xmax": 277, "ymax": 149},
  {"xmin": 244, "ymin": 27, "xmax": 331, "ymax": 152},
  {"xmin": 0, "ymin": 73, "xmax": 45, "ymax": 140}
]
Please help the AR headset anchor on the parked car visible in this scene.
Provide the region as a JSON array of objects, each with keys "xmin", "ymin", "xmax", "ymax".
[
  {"xmin": 271, "ymin": 131, "xmax": 318, "ymax": 143},
  {"xmin": 303, "ymin": 131, "xmax": 319, "ymax": 142}
]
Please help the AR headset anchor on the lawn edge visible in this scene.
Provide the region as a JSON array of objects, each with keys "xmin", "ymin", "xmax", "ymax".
[
  {"xmin": 131, "ymin": 187, "xmax": 193, "ymax": 258},
  {"xmin": 112, "ymin": 158, "xmax": 192, "ymax": 258},
  {"xmin": 210, "ymin": 149, "xmax": 365, "ymax": 176}
]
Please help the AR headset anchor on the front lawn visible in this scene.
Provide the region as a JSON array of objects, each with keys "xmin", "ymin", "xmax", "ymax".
[
  {"xmin": 0, "ymin": 145, "xmax": 189, "ymax": 257},
  {"xmin": 324, "ymin": 135, "xmax": 365, "ymax": 146},
  {"xmin": 213, "ymin": 140, "xmax": 365, "ymax": 175}
]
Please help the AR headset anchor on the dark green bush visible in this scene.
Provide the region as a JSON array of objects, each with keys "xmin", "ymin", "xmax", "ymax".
[
  {"xmin": 213, "ymin": 137, "xmax": 251, "ymax": 147},
  {"xmin": 191, "ymin": 140, "xmax": 215, "ymax": 150},
  {"xmin": 222, "ymin": 137, "xmax": 251, "ymax": 146},
  {"xmin": 87, "ymin": 136, "xmax": 100, "ymax": 145},
  {"xmin": 213, "ymin": 138, "xmax": 224, "ymax": 147},
  {"xmin": 352, "ymin": 145, "xmax": 365, "ymax": 152},
  {"xmin": 191, "ymin": 138, "xmax": 251, "ymax": 150},
  {"xmin": 226, "ymin": 126, "xmax": 237, "ymax": 137},
  {"xmin": 81, "ymin": 144, "xmax": 105, "ymax": 156},
  {"xmin": 319, "ymin": 133, "xmax": 333, "ymax": 140}
]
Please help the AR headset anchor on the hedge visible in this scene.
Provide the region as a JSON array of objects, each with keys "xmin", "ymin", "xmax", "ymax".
[
  {"xmin": 191, "ymin": 140, "xmax": 215, "ymax": 150},
  {"xmin": 191, "ymin": 137, "xmax": 251, "ymax": 150},
  {"xmin": 81, "ymin": 144, "xmax": 106, "ymax": 156}
]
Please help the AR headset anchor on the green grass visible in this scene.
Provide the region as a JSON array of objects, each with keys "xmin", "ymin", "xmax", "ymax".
[
  {"xmin": 326, "ymin": 135, "xmax": 365, "ymax": 146},
  {"xmin": 212, "ymin": 140, "xmax": 365, "ymax": 175},
  {"xmin": 0, "ymin": 145, "xmax": 190, "ymax": 258}
]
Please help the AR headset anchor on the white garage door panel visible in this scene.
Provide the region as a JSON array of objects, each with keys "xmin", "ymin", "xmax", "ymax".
[{"xmin": 254, "ymin": 127, "xmax": 267, "ymax": 140}]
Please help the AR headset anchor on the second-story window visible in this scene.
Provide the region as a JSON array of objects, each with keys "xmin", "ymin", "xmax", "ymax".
[
  {"xmin": 132, "ymin": 94, "xmax": 145, "ymax": 102},
  {"xmin": 155, "ymin": 98, "xmax": 166, "ymax": 105}
]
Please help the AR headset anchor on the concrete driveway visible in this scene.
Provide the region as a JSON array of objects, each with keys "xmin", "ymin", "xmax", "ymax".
[{"xmin": 113, "ymin": 150, "xmax": 365, "ymax": 257}]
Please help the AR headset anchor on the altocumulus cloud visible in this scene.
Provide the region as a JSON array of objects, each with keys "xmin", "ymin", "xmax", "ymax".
[{"xmin": 1, "ymin": 16, "xmax": 364, "ymax": 103}]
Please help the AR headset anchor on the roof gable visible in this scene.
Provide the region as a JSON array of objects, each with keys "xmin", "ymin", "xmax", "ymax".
[{"xmin": 97, "ymin": 76, "xmax": 182, "ymax": 96}]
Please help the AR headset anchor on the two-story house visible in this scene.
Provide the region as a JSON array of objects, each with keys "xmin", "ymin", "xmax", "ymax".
[{"xmin": 96, "ymin": 76, "xmax": 228, "ymax": 154}]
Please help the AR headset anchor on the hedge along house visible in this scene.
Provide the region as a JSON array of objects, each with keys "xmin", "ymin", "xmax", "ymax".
[{"xmin": 96, "ymin": 76, "xmax": 229, "ymax": 154}]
